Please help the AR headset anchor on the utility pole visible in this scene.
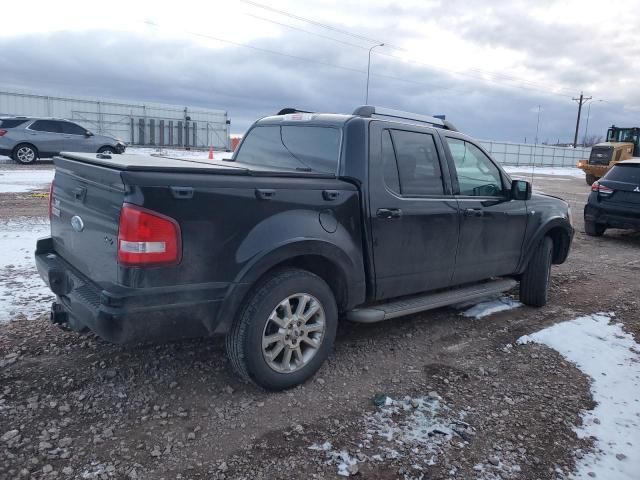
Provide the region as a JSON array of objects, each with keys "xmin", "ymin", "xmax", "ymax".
[
  {"xmin": 572, "ymin": 92, "xmax": 592, "ymax": 147},
  {"xmin": 365, "ymin": 43, "xmax": 384, "ymax": 104}
]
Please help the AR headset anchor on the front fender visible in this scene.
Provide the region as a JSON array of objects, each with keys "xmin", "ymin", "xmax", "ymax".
[{"xmin": 517, "ymin": 216, "xmax": 573, "ymax": 273}]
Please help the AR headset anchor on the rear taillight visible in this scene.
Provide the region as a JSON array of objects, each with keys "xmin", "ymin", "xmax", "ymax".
[
  {"xmin": 117, "ymin": 204, "xmax": 181, "ymax": 266},
  {"xmin": 591, "ymin": 181, "xmax": 613, "ymax": 196},
  {"xmin": 0, "ymin": 129, "xmax": 7, "ymax": 136},
  {"xmin": 48, "ymin": 182, "xmax": 54, "ymax": 219}
]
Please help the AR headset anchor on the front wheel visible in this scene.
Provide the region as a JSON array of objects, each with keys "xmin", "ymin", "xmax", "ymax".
[
  {"xmin": 519, "ymin": 237, "xmax": 553, "ymax": 307},
  {"xmin": 226, "ymin": 268, "xmax": 338, "ymax": 391},
  {"xmin": 12, "ymin": 144, "xmax": 38, "ymax": 164},
  {"xmin": 97, "ymin": 146, "xmax": 116, "ymax": 155},
  {"xmin": 585, "ymin": 174, "xmax": 598, "ymax": 186}
]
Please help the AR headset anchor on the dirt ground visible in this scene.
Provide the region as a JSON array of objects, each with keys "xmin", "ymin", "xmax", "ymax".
[{"xmin": 1, "ymin": 165, "xmax": 639, "ymax": 480}]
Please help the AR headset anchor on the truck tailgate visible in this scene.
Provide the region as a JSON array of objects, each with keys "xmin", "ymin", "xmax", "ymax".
[{"xmin": 51, "ymin": 157, "xmax": 125, "ymax": 285}]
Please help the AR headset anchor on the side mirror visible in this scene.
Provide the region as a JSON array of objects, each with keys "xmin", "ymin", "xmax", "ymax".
[
  {"xmin": 85, "ymin": 131, "xmax": 94, "ymax": 137},
  {"xmin": 511, "ymin": 179, "xmax": 532, "ymax": 201}
]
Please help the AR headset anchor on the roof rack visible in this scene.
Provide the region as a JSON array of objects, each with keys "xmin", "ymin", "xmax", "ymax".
[
  {"xmin": 352, "ymin": 105, "xmax": 457, "ymax": 131},
  {"xmin": 277, "ymin": 108, "xmax": 313, "ymax": 115}
]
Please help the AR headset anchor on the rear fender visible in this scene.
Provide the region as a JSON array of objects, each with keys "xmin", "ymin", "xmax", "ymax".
[{"xmin": 213, "ymin": 209, "xmax": 365, "ymax": 333}]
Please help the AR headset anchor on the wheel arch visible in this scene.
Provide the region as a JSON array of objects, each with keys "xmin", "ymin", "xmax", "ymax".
[
  {"xmin": 214, "ymin": 240, "xmax": 366, "ymax": 335},
  {"xmin": 517, "ymin": 218, "xmax": 573, "ymax": 273},
  {"xmin": 12, "ymin": 142, "xmax": 39, "ymax": 156}
]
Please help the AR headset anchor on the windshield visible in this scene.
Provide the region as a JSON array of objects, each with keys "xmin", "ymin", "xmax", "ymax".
[
  {"xmin": 234, "ymin": 125, "xmax": 341, "ymax": 173},
  {"xmin": 607, "ymin": 128, "xmax": 639, "ymax": 144}
]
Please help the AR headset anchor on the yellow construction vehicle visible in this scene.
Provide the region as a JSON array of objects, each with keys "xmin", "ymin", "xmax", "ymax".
[{"xmin": 577, "ymin": 125, "xmax": 640, "ymax": 185}]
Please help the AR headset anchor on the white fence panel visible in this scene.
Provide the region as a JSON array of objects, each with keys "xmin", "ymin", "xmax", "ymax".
[{"xmin": 478, "ymin": 140, "xmax": 591, "ymax": 167}]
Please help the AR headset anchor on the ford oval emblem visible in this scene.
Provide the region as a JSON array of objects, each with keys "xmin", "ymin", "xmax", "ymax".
[{"xmin": 71, "ymin": 215, "xmax": 85, "ymax": 232}]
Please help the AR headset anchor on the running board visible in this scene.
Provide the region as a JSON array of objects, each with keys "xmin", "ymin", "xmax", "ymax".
[{"xmin": 346, "ymin": 278, "xmax": 517, "ymax": 323}]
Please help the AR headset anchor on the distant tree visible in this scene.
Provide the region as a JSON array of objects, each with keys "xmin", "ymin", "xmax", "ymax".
[{"xmin": 583, "ymin": 135, "xmax": 603, "ymax": 147}]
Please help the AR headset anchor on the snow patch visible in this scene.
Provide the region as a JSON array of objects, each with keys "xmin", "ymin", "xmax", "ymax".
[
  {"xmin": 461, "ymin": 297, "xmax": 522, "ymax": 319},
  {"xmin": 309, "ymin": 395, "xmax": 474, "ymax": 477},
  {"xmin": 0, "ymin": 169, "xmax": 54, "ymax": 193},
  {"xmin": 504, "ymin": 166, "xmax": 584, "ymax": 178},
  {"xmin": 517, "ymin": 313, "xmax": 640, "ymax": 479},
  {"xmin": 0, "ymin": 218, "xmax": 54, "ymax": 323}
]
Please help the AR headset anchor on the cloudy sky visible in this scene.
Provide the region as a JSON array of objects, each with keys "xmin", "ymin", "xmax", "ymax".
[{"xmin": 2, "ymin": 0, "xmax": 640, "ymax": 142}]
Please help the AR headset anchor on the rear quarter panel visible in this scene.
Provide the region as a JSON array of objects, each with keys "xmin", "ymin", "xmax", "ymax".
[{"xmin": 119, "ymin": 171, "xmax": 365, "ymax": 295}]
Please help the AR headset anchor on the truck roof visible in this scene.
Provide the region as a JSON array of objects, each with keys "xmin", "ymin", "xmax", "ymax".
[{"xmin": 256, "ymin": 106, "xmax": 458, "ymax": 132}]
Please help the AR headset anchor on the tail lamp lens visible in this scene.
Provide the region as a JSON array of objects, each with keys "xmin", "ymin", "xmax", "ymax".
[
  {"xmin": 591, "ymin": 181, "xmax": 613, "ymax": 195},
  {"xmin": 117, "ymin": 204, "xmax": 181, "ymax": 266}
]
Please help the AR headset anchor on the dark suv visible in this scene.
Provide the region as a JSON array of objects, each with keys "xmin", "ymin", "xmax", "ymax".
[
  {"xmin": 584, "ymin": 159, "xmax": 640, "ymax": 236},
  {"xmin": 0, "ymin": 117, "xmax": 126, "ymax": 164},
  {"xmin": 36, "ymin": 106, "xmax": 574, "ymax": 390}
]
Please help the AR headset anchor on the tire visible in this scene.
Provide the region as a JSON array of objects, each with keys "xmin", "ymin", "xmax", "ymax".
[
  {"xmin": 519, "ymin": 236, "xmax": 553, "ymax": 307},
  {"xmin": 585, "ymin": 174, "xmax": 598, "ymax": 186},
  {"xmin": 12, "ymin": 144, "xmax": 38, "ymax": 164},
  {"xmin": 226, "ymin": 268, "xmax": 338, "ymax": 391},
  {"xmin": 585, "ymin": 221, "xmax": 606, "ymax": 237},
  {"xmin": 98, "ymin": 146, "xmax": 116, "ymax": 154}
]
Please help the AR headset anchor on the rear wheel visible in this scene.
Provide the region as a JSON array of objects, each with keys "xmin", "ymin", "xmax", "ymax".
[
  {"xmin": 226, "ymin": 268, "xmax": 337, "ymax": 391},
  {"xmin": 519, "ymin": 237, "xmax": 553, "ymax": 307},
  {"xmin": 12, "ymin": 144, "xmax": 38, "ymax": 164},
  {"xmin": 585, "ymin": 221, "xmax": 606, "ymax": 237},
  {"xmin": 585, "ymin": 173, "xmax": 598, "ymax": 186}
]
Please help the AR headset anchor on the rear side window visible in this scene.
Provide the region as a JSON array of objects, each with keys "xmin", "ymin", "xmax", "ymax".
[
  {"xmin": 30, "ymin": 120, "xmax": 63, "ymax": 133},
  {"xmin": 61, "ymin": 122, "xmax": 86, "ymax": 135},
  {"xmin": 0, "ymin": 119, "xmax": 28, "ymax": 128},
  {"xmin": 234, "ymin": 125, "xmax": 341, "ymax": 173},
  {"xmin": 391, "ymin": 130, "xmax": 444, "ymax": 196},
  {"xmin": 605, "ymin": 164, "xmax": 640, "ymax": 183}
]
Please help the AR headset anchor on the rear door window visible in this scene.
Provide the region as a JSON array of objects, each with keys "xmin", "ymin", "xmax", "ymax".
[
  {"xmin": 391, "ymin": 130, "xmax": 444, "ymax": 196},
  {"xmin": 61, "ymin": 122, "xmax": 87, "ymax": 135},
  {"xmin": 381, "ymin": 129, "xmax": 400, "ymax": 193},
  {"xmin": 234, "ymin": 125, "xmax": 341, "ymax": 173},
  {"xmin": 30, "ymin": 120, "xmax": 63, "ymax": 133}
]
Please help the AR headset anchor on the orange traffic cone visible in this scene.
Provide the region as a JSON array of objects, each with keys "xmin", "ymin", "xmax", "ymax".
[{"xmin": 208, "ymin": 146, "xmax": 214, "ymax": 160}]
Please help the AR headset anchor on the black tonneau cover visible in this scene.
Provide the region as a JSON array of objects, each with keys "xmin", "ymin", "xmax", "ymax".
[
  {"xmin": 58, "ymin": 152, "xmax": 248, "ymax": 174},
  {"xmin": 57, "ymin": 152, "xmax": 335, "ymax": 177}
]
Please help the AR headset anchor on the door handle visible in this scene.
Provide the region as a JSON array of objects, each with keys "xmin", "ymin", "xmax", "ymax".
[
  {"xmin": 255, "ymin": 188, "xmax": 276, "ymax": 200},
  {"xmin": 463, "ymin": 208, "xmax": 484, "ymax": 217},
  {"xmin": 322, "ymin": 190, "xmax": 340, "ymax": 201},
  {"xmin": 377, "ymin": 208, "xmax": 402, "ymax": 219}
]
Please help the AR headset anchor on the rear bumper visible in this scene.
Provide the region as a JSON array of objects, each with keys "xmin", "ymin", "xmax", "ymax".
[
  {"xmin": 584, "ymin": 203, "xmax": 640, "ymax": 230},
  {"xmin": 35, "ymin": 237, "xmax": 231, "ymax": 344},
  {"xmin": 0, "ymin": 147, "xmax": 12, "ymax": 157}
]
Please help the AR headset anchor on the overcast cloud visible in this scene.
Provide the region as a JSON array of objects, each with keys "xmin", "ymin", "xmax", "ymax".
[{"xmin": 2, "ymin": 0, "xmax": 639, "ymax": 142}]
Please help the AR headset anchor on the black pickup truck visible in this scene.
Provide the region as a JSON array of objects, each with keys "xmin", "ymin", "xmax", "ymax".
[{"xmin": 36, "ymin": 106, "xmax": 574, "ymax": 390}]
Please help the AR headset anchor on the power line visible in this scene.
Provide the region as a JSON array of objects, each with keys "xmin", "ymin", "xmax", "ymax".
[
  {"xmin": 240, "ymin": 0, "xmax": 576, "ymax": 98},
  {"xmin": 238, "ymin": 0, "xmax": 390, "ymax": 48},
  {"xmin": 142, "ymin": 20, "xmax": 457, "ymax": 94}
]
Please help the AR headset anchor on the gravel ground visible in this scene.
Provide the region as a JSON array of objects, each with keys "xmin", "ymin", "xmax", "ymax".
[{"xmin": 1, "ymin": 167, "xmax": 639, "ymax": 479}]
